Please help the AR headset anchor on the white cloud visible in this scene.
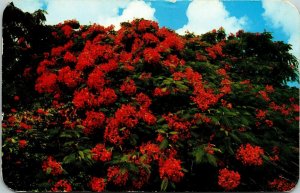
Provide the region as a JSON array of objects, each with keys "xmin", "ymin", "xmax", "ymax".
[
  {"xmin": 177, "ymin": 0, "xmax": 247, "ymax": 35},
  {"xmin": 166, "ymin": 0, "xmax": 177, "ymax": 3},
  {"xmin": 262, "ymin": 0, "xmax": 300, "ymax": 61},
  {"xmin": 12, "ymin": 0, "xmax": 43, "ymax": 13},
  {"xmin": 42, "ymin": 0, "xmax": 155, "ymax": 29},
  {"xmin": 100, "ymin": 1, "xmax": 156, "ymax": 29}
]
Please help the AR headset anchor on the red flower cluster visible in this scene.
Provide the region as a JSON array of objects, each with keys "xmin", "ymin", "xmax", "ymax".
[
  {"xmin": 18, "ymin": 140, "xmax": 27, "ymax": 149},
  {"xmin": 57, "ymin": 66, "xmax": 81, "ymax": 88},
  {"xmin": 35, "ymin": 73, "xmax": 58, "ymax": 93},
  {"xmin": 159, "ymin": 157, "xmax": 184, "ymax": 182},
  {"xmin": 268, "ymin": 178, "xmax": 296, "ymax": 191},
  {"xmin": 256, "ymin": 109, "xmax": 267, "ymax": 119},
  {"xmin": 97, "ymin": 88, "xmax": 117, "ymax": 106},
  {"xmin": 136, "ymin": 93, "xmax": 151, "ymax": 108},
  {"xmin": 162, "ymin": 55, "xmax": 185, "ymax": 72},
  {"xmin": 104, "ymin": 104, "xmax": 138, "ymax": 145},
  {"xmin": 206, "ymin": 42, "xmax": 225, "ymax": 59},
  {"xmin": 61, "ymin": 25, "xmax": 73, "ymax": 38},
  {"xmin": 90, "ymin": 177, "xmax": 106, "ymax": 192},
  {"xmin": 144, "ymin": 48, "xmax": 161, "ymax": 64},
  {"xmin": 193, "ymin": 113, "xmax": 211, "ymax": 124},
  {"xmin": 218, "ymin": 168, "xmax": 240, "ymax": 190},
  {"xmin": 140, "ymin": 142, "xmax": 160, "ymax": 161},
  {"xmin": 236, "ymin": 144, "xmax": 264, "ymax": 166},
  {"xmin": 73, "ymin": 88, "xmax": 95, "ymax": 108},
  {"xmin": 91, "ymin": 144, "xmax": 112, "ymax": 162},
  {"xmin": 153, "ymin": 88, "xmax": 170, "ymax": 97},
  {"xmin": 107, "ymin": 166, "xmax": 129, "ymax": 186},
  {"xmin": 163, "ymin": 113, "xmax": 191, "ymax": 140},
  {"xmin": 258, "ymin": 90, "xmax": 270, "ymax": 101},
  {"xmin": 63, "ymin": 51, "xmax": 77, "ymax": 63},
  {"xmin": 115, "ymin": 104, "xmax": 138, "ymax": 128},
  {"xmin": 42, "ymin": 156, "xmax": 63, "ymax": 176},
  {"xmin": 138, "ymin": 108, "xmax": 157, "ymax": 125},
  {"xmin": 51, "ymin": 180, "xmax": 72, "ymax": 192},
  {"xmin": 120, "ymin": 79, "xmax": 137, "ymax": 95},
  {"xmin": 82, "ymin": 111, "xmax": 106, "ymax": 134},
  {"xmin": 265, "ymin": 85, "xmax": 274, "ymax": 93},
  {"xmin": 265, "ymin": 119, "xmax": 273, "ymax": 127},
  {"xmin": 87, "ymin": 67, "xmax": 106, "ymax": 91}
]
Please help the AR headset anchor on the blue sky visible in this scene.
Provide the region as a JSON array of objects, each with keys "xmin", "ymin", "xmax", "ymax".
[{"xmin": 11, "ymin": 0, "xmax": 300, "ymax": 86}]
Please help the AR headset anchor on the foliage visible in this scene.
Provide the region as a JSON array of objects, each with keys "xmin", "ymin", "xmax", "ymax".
[{"xmin": 2, "ymin": 4, "xmax": 299, "ymax": 192}]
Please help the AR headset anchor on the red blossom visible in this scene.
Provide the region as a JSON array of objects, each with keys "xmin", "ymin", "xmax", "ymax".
[
  {"xmin": 82, "ymin": 111, "xmax": 106, "ymax": 134},
  {"xmin": 143, "ymin": 48, "xmax": 161, "ymax": 64},
  {"xmin": 159, "ymin": 157, "xmax": 184, "ymax": 183},
  {"xmin": 63, "ymin": 51, "xmax": 77, "ymax": 63},
  {"xmin": 139, "ymin": 72, "xmax": 152, "ymax": 80},
  {"xmin": 193, "ymin": 113, "xmax": 211, "ymax": 124},
  {"xmin": 35, "ymin": 73, "xmax": 58, "ymax": 93},
  {"xmin": 90, "ymin": 177, "xmax": 106, "ymax": 192},
  {"xmin": 99, "ymin": 59, "xmax": 118, "ymax": 73},
  {"xmin": 107, "ymin": 166, "xmax": 129, "ymax": 186},
  {"xmin": 14, "ymin": 96, "xmax": 20, "ymax": 101},
  {"xmin": 42, "ymin": 156, "xmax": 63, "ymax": 176},
  {"xmin": 256, "ymin": 109, "xmax": 267, "ymax": 119},
  {"xmin": 91, "ymin": 144, "xmax": 112, "ymax": 162},
  {"xmin": 163, "ymin": 113, "xmax": 191, "ymax": 139},
  {"xmin": 218, "ymin": 168, "xmax": 240, "ymax": 190},
  {"xmin": 115, "ymin": 104, "xmax": 138, "ymax": 128},
  {"xmin": 58, "ymin": 66, "xmax": 81, "ymax": 88},
  {"xmin": 140, "ymin": 142, "xmax": 160, "ymax": 161},
  {"xmin": 265, "ymin": 119, "xmax": 273, "ymax": 127},
  {"xmin": 236, "ymin": 143, "xmax": 264, "ymax": 166},
  {"xmin": 138, "ymin": 109, "xmax": 157, "ymax": 125},
  {"xmin": 159, "ymin": 34, "xmax": 184, "ymax": 52},
  {"xmin": 51, "ymin": 180, "xmax": 72, "ymax": 192},
  {"xmin": 265, "ymin": 85, "xmax": 274, "ymax": 93},
  {"xmin": 137, "ymin": 19, "xmax": 159, "ymax": 32},
  {"xmin": 136, "ymin": 93, "xmax": 151, "ymax": 108},
  {"xmin": 216, "ymin": 68, "xmax": 227, "ymax": 76},
  {"xmin": 18, "ymin": 140, "xmax": 27, "ymax": 149},
  {"xmin": 120, "ymin": 79, "xmax": 137, "ymax": 95},
  {"xmin": 73, "ymin": 88, "xmax": 95, "ymax": 108},
  {"xmin": 258, "ymin": 90, "xmax": 270, "ymax": 101},
  {"xmin": 142, "ymin": 33, "xmax": 159, "ymax": 45},
  {"xmin": 206, "ymin": 42, "xmax": 224, "ymax": 59},
  {"xmin": 268, "ymin": 178, "xmax": 296, "ymax": 192},
  {"xmin": 20, "ymin": 122, "xmax": 32, "ymax": 130},
  {"xmin": 87, "ymin": 67, "xmax": 106, "ymax": 91},
  {"xmin": 61, "ymin": 25, "xmax": 73, "ymax": 38},
  {"xmin": 153, "ymin": 88, "xmax": 170, "ymax": 97},
  {"xmin": 104, "ymin": 118, "xmax": 124, "ymax": 145},
  {"xmin": 97, "ymin": 88, "xmax": 118, "ymax": 106}
]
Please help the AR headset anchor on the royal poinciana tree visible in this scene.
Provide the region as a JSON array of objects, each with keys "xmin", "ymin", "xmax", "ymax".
[{"xmin": 2, "ymin": 4, "xmax": 299, "ymax": 192}]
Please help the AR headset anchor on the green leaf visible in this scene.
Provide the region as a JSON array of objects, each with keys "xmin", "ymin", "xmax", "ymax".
[
  {"xmin": 63, "ymin": 153, "xmax": 76, "ymax": 164},
  {"xmin": 161, "ymin": 178, "xmax": 168, "ymax": 191},
  {"xmin": 206, "ymin": 154, "xmax": 217, "ymax": 167},
  {"xmin": 78, "ymin": 151, "xmax": 84, "ymax": 159},
  {"xmin": 157, "ymin": 129, "xmax": 166, "ymax": 134},
  {"xmin": 157, "ymin": 117, "xmax": 165, "ymax": 124},
  {"xmin": 193, "ymin": 148, "xmax": 204, "ymax": 163},
  {"xmin": 159, "ymin": 139, "xmax": 169, "ymax": 150},
  {"xmin": 230, "ymin": 132, "xmax": 242, "ymax": 143}
]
